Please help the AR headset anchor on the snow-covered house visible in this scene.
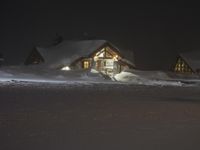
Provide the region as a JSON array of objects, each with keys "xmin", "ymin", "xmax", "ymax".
[
  {"xmin": 174, "ymin": 50, "xmax": 200, "ymax": 74},
  {"xmin": 25, "ymin": 40, "xmax": 135, "ymax": 75}
]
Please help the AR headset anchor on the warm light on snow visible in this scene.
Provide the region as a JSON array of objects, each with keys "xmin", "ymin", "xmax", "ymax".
[
  {"xmin": 61, "ymin": 66, "xmax": 71, "ymax": 71},
  {"xmin": 1, "ymin": 67, "xmax": 200, "ymax": 87}
]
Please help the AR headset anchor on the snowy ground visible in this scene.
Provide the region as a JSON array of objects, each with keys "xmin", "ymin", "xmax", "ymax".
[
  {"xmin": 0, "ymin": 66, "xmax": 200, "ymax": 87},
  {"xmin": 1, "ymin": 66, "xmax": 200, "ymax": 150}
]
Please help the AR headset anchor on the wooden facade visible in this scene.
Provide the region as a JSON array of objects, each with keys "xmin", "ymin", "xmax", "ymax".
[
  {"xmin": 24, "ymin": 48, "xmax": 44, "ymax": 65},
  {"xmin": 174, "ymin": 57, "xmax": 193, "ymax": 73},
  {"xmin": 173, "ymin": 50, "xmax": 200, "ymax": 74},
  {"xmin": 69, "ymin": 43, "xmax": 133, "ymax": 75}
]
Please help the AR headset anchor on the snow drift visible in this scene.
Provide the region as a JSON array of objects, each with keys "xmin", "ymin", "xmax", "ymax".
[
  {"xmin": 0, "ymin": 66, "xmax": 109, "ymax": 84},
  {"xmin": 0, "ymin": 66, "xmax": 200, "ymax": 87},
  {"xmin": 114, "ymin": 70, "xmax": 183, "ymax": 86}
]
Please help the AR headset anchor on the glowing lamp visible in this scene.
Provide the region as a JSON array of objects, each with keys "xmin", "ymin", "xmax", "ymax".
[
  {"xmin": 113, "ymin": 55, "xmax": 118, "ymax": 61},
  {"xmin": 94, "ymin": 56, "xmax": 98, "ymax": 61},
  {"xmin": 61, "ymin": 66, "xmax": 71, "ymax": 71}
]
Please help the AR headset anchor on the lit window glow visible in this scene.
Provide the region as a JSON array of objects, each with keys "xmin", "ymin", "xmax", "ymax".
[
  {"xmin": 61, "ymin": 66, "xmax": 71, "ymax": 71},
  {"xmin": 83, "ymin": 61, "xmax": 90, "ymax": 69},
  {"xmin": 174, "ymin": 58, "xmax": 192, "ymax": 73}
]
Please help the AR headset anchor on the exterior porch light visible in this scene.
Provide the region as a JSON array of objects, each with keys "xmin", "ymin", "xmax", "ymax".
[
  {"xmin": 113, "ymin": 55, "xmax": 118, "ymax": 61},
  {"xmin": 61, "ymin": 66, "xmax": 71, "ymax": 71},
  {"xmin": 94, "ymin": 55, "xmax": 98, "ymax": 61}
]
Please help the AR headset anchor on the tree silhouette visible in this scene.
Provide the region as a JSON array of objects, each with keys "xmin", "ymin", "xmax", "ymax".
[
  {"xmin": 0, "ymin": 52, "xmax": 4, "ymax": 66},
  {"xmin": 52, "ymin": 33, "xmax": 64, "ymax": 45}
]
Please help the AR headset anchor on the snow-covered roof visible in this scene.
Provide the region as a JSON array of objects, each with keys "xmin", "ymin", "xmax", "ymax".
[
  {"xmin": 36, "ymin": 40, "xmax": 109, "ymax": 68},
  {"xmin": 35, "ymin": 40, "xmax": 134, "ymax": 68},
  {"xmin": 180, "ymin": 50, "xmax": 200, "ymax": 72},
  {"xmin": 119, "ymin": 58, "xmax": 135, "ymax": 67}
]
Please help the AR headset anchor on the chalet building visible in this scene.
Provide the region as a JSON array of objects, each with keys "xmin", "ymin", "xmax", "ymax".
[
  {"xmin": 174, "ymin": 50, "xmax": 200, "ymax": 74},
  {"xmin": 25, "ymin": 40, "xmax": 135, "ymax": 75}
]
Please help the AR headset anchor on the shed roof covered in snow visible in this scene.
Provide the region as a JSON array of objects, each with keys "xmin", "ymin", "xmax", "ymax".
[
  {"xmin": 33, "ymin": 40, "xmax": 134, "ymax": 68},
  {"xmin": 180, "ymin": 50, "xmax": 200, "ymax": 72}
]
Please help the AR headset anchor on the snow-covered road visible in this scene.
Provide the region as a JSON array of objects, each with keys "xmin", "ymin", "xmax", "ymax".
[
  {"xmin": 0, "ymin": 81, "xmax": 200, "ymax": 150},
  {"xmin": 1, "ymin": 66, "xmax": 200, "ymax": 149}
]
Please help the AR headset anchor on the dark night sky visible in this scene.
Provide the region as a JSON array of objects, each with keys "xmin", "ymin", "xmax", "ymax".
[{"xmin": 1, "ymin": 1, "xmax": 200, "ymax": 70}]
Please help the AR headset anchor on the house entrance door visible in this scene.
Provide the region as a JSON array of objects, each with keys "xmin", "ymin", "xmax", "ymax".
[{"xmin": 96, "ymin": 60, "xmax": 102, "ymax": 71}]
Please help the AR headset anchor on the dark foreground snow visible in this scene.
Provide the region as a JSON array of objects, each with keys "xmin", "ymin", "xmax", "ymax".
[{"xmin": 0, "ymin": 81, "xmax": 200, "ymax": 150}]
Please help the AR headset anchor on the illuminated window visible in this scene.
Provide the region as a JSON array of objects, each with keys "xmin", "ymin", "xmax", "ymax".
[
  {"xmin": 175, "ymin": 58, "xmax": 192, "ymax": 73},
  {"xmin": 98, "ymin": 51, "xmax": 105, "ymax": 57},
  {"xmin": 94, "ymin": 46, "xmax": 121, "ymax": 61},
  {"xmin": 178, "ymin": 67, "xmax": 181, "ymax": 71},
  {"xmin": 83, "ymin": 61, "xmax": 90, "ymax": 69},
  {"xmin": 96, "ymin": 48, "xmax": 105, "ymax": 57},
  {"xmin": 33, "ymin": 61, "xmax": 38, "ymax": 64}
]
